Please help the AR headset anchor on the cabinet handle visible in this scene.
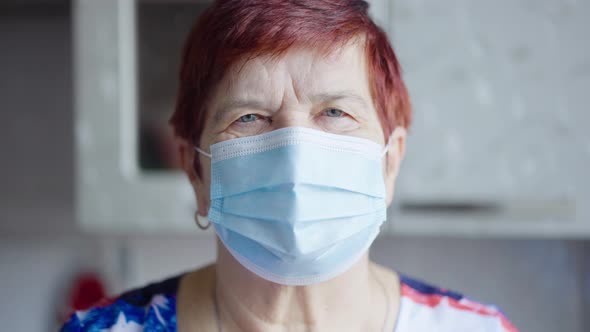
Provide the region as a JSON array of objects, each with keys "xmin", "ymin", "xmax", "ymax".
[
  {"xmin": 399, "ymin": 201, "xmax": 501, "ymax": 214},
  {"xmin": 398, "ymin": 199, "xmax": 575, "ymax": 219}
]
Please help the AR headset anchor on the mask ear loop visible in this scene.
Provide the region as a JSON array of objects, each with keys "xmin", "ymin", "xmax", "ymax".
[
  {"xmin": 380, "ymin": 127, "xmax": 405, "ymax": 157},
  {"xmin": 381, "ymin": 135, "xmax": 394, "ymax": 157},
  {"xmin": 195, "ymin": 146, "xmax": 212, "ymax": 158}
]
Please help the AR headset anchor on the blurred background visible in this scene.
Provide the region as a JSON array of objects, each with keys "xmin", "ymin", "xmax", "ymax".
[{"xmin": 0, "ymin": 0, "xmax": 588, "ymax": 331}]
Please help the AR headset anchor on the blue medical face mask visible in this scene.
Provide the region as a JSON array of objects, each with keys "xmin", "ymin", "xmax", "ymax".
[{"xmin": 195, "ymin": 127, "xmax": 395, "ymax": 285}]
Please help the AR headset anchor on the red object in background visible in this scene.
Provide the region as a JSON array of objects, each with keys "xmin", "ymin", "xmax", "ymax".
[
  {"xmin": 68, "ymin": 273, "xmax": 106, "ymax": 311},
  {"xmin": 58, "ymin": 272, "xmax": 108, "ymax": 324}
]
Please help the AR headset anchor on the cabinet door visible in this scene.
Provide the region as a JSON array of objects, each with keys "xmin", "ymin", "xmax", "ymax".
[
  {"xmin": 385, "ymin": 0, "xmax": 589, "ymax": 237},
  {"xmin": 75, "ymin": 0, "xmax": 212, "ymax": 233}
]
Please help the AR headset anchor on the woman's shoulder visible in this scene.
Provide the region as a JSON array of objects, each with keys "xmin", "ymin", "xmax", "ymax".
[
  {"xmin": 396, "ymin": 274, "xmax": 519, "ymax": 332},
  {"xmin": 59, "ymin": 273, "xmax": 184, "ymax": 332}
]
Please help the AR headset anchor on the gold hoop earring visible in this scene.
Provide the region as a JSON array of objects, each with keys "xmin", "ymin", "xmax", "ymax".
[{"xmin": 194, "ymin": 211, "xmax": 211, "ymax": 230}]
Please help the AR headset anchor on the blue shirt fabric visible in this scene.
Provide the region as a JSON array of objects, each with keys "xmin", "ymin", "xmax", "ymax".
[{"xmin": 60, "ymin": 272, "xmax": 517, "ymax": 332}]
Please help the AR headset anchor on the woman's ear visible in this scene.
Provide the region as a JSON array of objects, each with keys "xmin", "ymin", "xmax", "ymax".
[
  {"xmin": 176, "ymin": 136, "xmax": 210, "ymax": 216},
  {"xmin": 384, "ymin": 127, "xmax": 407, "ymax": 207},
  {"xmin": 176, "ymin": 137, "xmax": 200, "ymax": 185}
]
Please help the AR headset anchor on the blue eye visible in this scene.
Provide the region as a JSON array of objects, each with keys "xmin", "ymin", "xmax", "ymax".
[
  {"xmin": 324, "ymin": 108, "xmax": 344, "ymax": 117},
  {"xmin": 238, "ymin": 114, "xmax": 259, "ymax": 122}
]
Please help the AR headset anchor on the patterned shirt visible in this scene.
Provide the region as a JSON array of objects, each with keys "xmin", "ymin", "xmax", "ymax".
[{"xmin": 60, "ymin": 273, "xmax": 518, "ymax": 332}]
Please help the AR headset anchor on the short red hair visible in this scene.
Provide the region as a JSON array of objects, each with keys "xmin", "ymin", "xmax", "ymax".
[{"xmin": 170, "ymin": 0, "xmax": 411, "ymax": 174}]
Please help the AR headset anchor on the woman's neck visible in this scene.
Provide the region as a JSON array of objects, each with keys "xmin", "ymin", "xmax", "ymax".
[{"xmin": 214, "ymin": 241, "xmax": 399, "ymax": 332}]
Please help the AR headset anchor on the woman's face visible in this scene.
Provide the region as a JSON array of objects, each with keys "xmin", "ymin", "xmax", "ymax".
[{"xmin": 179, "ymin": 41, "xmax": 406, "ymax": 215}]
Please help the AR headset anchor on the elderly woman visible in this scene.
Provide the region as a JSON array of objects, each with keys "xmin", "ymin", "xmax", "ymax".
[{"xmin": 62, "ymin": 0, "xmax": 517, "ymax": 331}]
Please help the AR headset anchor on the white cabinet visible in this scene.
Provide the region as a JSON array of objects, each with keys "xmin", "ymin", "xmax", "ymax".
[
  {"xmin": 74, "ymin": 0, "xmax": 202, "ymax": 233},
  {"xmin": 74, "ymin": 0, "xmax": 589, "ymax": 237},
  {"xmin": 384, "ymin": 0, "xmax": 590, "ymax": 237}
]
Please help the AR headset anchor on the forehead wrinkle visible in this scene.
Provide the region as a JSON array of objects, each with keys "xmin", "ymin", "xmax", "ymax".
[
  {"xmin": 287, "ymin": 64, "xmax": 309, "ymax": 106},
  {"xmin": 210, "ymin": 41, "xmax": 373, "ymax": 125},
  {"xmin": 226, "ymin": 57, "xmax": 271, "ymax": 92},
  {"xmin": 211, "ymin": 58, "xmax": 283, "ymax": 124},
  {"xmin": 296, "ymin": 45, "xmax": 372, "ymax": 110},
  {"xmin": 285, "ymin": 49, "xmax": 335, "ymax": 107}
]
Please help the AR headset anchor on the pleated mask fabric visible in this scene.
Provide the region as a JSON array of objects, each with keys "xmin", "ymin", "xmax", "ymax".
[{"xmin": 196, "ymin": 127, "xmax": 390, "ymax": 285}]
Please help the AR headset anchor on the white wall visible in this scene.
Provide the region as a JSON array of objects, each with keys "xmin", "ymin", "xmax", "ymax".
[{"xmin": 0, "ymin": 2, "xmax": 587, "ymax": 332}]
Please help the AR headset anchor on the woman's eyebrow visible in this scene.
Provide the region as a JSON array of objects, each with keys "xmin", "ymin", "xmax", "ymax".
[
  {"xmin": 213, "ymin": 91, "xmax": 369, "ymax": 123},
  {"xmin": 310, "ymin": 91, "xmax": 369, "ymax": 108}
]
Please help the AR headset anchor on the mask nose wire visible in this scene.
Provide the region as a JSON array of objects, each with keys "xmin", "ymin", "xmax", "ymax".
[
  {"xmin": 195, "ymin": 146, "xmax": 212, "ymax": 158},
  {"xmin": 196, "ymin": 130, "xmax": 401, "ymax": 159}
]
